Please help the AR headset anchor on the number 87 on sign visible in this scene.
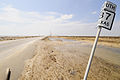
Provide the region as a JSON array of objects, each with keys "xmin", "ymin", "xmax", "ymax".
[{"xmin": 98, "ymin": 1, "xmax": 117, "ymax": 30}]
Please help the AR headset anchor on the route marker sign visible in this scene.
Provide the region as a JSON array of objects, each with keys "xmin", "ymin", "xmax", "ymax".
[
  {"xmin": 83, "ymin": 1, "xmax": 117, "ymax": 80},
  {"xmin": 98, "ymin": 1, "xmax": 117, "ymax": 30}
]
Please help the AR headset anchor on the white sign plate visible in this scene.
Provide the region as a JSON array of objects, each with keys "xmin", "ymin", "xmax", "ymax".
[
  {"xmin": 102, "ymin": 1, "xmax": 116, "ymax": 12},
  {"xmin": 98, "ymin": 10, "xmax": 115, "ymax": 30},
  {"xmin": 98, "ymin": 1, "xmax": 116, "ymax": 30}
]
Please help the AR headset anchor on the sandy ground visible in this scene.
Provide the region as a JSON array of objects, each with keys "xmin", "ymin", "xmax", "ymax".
[{"xmin": 18, "ymin": 40, "xmax": 120, "ymax": 80}]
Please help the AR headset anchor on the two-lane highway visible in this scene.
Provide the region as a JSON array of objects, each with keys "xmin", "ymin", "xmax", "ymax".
[
  {"xmin": 0, "ymin": 37, "xmax": 41, "ymax": 59},
  {"xmin": 0, "ymin": 37, "xmax": 45, "ymax": 80}
]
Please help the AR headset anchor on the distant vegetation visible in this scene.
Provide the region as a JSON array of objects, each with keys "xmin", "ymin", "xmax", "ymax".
[{"xmin": 0, "ymin": 36, "xmax": 40, "ymax": 41}]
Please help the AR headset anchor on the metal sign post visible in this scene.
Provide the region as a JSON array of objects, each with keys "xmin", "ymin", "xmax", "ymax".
[
  {"xmin": 83, "ymin": 1, "xmax": 117, "ymax": 80},
  {"xmin": 83, "ymin": 27, "xmax": 102, "ymax": 80}
]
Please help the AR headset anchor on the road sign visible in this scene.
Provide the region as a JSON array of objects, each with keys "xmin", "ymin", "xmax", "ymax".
[
  {"xmin": 98, "ymin": 10, "xmax": 115, "ymax": 30},
  {"xmin": 102, "ymin": 1, "xmax": 116, "ymax": 12},
  {"xmin": 83, "ymin": 1, "xmax": 117, "ymax": 80},
  {"xmin": 97, "ymin": 1, "xmax": 117, "ymax": 30}
]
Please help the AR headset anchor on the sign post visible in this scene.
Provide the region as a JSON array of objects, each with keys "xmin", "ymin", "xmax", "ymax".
[{"xmin": 83, "ymin": 1, "xmax": 117, "ymax": 80}]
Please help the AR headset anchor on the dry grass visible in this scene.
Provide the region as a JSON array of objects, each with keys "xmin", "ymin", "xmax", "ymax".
[{"xmin": 0, "ymin": 36, "xmax": 40, "ymax": 41}]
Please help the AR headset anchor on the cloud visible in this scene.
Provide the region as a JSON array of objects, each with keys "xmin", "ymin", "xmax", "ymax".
[
  {"xmin": 0, "ymin": 5, "xmax": 22, "ymax": 23},
  {"xmin": 0, "ymin": 5, "xmax": 119, "ymax": 36},
  {"xmin": 60, "ymin": 14, "xmax": 73, "ymax": 20},
  {"xmin": 0, "ymin": 5, "xmax": 74, "ymax": 24},
  {"xmin": 0, "ymin": 5, "xmax": 75, "ymax": 35},
  {"xmin": 92, "ymin": 11, "xmax": 97, "ymax": 14},
  {"xmin": 46, "ymin": 12, "xmax": 62, "ymax": 16}
]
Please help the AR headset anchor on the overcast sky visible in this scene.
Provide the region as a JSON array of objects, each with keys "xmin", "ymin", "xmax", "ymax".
[{"xmin": 0, "ymin": 0, "xmax": 119, "ymax": 36}]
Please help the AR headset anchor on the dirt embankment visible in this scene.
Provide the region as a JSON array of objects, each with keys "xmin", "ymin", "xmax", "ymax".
[{"xmin": 18, "ymin": 40, "xmax": 120, "ymax": 80}]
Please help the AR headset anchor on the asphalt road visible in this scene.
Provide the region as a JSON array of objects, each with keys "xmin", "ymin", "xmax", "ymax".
[
  {"xmin": 0, "ymin": 37, "xmax": 45, "ymax": 80},
  {"xmin": 0, "ymin": 37, "xmax": 42, "ymax": 59}
]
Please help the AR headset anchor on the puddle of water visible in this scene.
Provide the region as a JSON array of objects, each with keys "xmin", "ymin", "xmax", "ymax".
[
  {"xmin": 55, "ymin": 41, "xmax": 120, "ymax": 65},
  {"xmin": 49, "ymin": 38, "xmax": 120, "ymax": 54},
  {"xmin": 97, "ymin": 45, "xmax": 120, "ymax": 54},
  {"xmin": 49, "ymin": 38, "xmax": 75, "ymax": 42}
]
